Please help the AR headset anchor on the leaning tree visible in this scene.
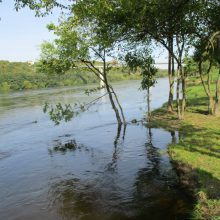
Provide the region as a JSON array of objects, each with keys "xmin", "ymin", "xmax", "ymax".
[
  {"xmin": 72, "ymin": 0, "xmax": 203, "ymax": 119},
  {"xmin": 38, "ymin": 17, "xmax": 126, "ymax": 126}
]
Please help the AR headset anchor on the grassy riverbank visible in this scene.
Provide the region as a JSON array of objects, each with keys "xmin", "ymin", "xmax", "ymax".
[{"xmin": 149, "ymin": 80, "xmax": 220, "ymax": 219}]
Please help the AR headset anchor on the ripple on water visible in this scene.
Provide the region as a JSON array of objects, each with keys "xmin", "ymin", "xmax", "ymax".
[{"xmin": 0, "ymin": 80, "xmax": 193, "ymax": 220}]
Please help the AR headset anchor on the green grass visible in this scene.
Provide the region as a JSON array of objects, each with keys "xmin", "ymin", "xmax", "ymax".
[{"xmin": 150, "ymin": 76, "xmax": 220, "ymax": 219}]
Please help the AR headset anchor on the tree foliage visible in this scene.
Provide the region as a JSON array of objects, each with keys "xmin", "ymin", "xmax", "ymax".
[
  {"xmin": 125, "ymin": 48, "xmax": 157, "ymax": 90},
  {"xmin": 5, "ymin": 0, "xmax": 220, "ymax": 118},
  {"xmin": 14, "ymin": 0, "xmax": 68, "ymax": 15},
  {"xmin": 72, "ymin": 0, "xmax": 220, "ymax": 118},
  {"xmin": 37, "ymin": 11, "xmax": 126, "ymax": 125}
]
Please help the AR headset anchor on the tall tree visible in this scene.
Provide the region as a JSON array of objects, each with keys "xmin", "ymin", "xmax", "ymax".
[
  {"xmin": 125, "ymin": 46, "xmax": 157, "ymax": 120},
  {"xmin": 10, "ymin": 0, "xmax": 220, "ymax": 118},
  {"xmin": 38, "ymin": 17, "xmax": 126, "ymax": 125},
  {"xmin": 192, "ymin": 0, "xmax": 220, "ymax": 115},
  {"xmin": 195, "ymin": 32, "xmax": 220, "ymax": 116},
  {"xmin": 72, "ymin": 0, "xmax": 201, "ymax": 119}
]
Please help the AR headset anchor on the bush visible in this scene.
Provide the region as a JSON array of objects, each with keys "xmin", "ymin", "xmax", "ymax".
[
  {"xmin": 0, "ymin": 82, "xmax": 11, "ymax": 92},
  {"xmin": 22, "ymin": 80, "xmax": 33, "ymax": 89}
]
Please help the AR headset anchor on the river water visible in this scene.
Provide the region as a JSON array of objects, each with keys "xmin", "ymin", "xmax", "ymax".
[{"xmin": 0, "ymin": 79, "xmax": 192, "ymax": 220}]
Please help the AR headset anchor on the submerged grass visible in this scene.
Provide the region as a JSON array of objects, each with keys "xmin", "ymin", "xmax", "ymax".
[{"xmin": 149, "ymin": 81, "xmax": 220, "ymax": 219}]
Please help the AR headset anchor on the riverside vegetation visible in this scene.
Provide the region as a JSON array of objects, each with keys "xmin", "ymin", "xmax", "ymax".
[{"xmin": 0, "ymin": 60, "xmax": 167, "ymax": 92}]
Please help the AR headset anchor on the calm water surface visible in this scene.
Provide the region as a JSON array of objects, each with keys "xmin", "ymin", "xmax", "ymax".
[{"xmin": 0, "ymin": 79, "xmax": 192, "ymax": 220}]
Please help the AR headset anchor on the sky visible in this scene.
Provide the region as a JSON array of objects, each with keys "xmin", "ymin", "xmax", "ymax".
[
  {"xmin": 0, "ymin": 0, "xmax": 169, "ymax": 68},
  {"xmin": 0, "ymin": 0, "xmax": 59, "ymax": 62}
]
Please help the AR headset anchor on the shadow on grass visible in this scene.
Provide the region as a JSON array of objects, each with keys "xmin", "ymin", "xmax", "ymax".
[
  {"xmin": 189, "ymin": 108, "xmax": 209, "ymax": 115},
  {"xmin": 151, "ymin": 104, "xmax": 220, "ymax": 163},
  {"xmin": 151, "ymin": 96, "xmax": 210, "ymax": 119},
  {"xmin": 176, "ymin": 124, "xmax": 220, "ymax": 161},
  {"xmin": 174, "ymin": 162, "xmax": 220, "ymax": 219},
  {"xmin": 187, "ymin": 97, "xmax": 209, "ymax": 108},
  {"xmin": 167, "ymin": 122, "xmax": 220, "ymax": 218}
]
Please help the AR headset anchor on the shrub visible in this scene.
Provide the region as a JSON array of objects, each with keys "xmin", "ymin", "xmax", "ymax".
[
  {"xmin": 0, "ymin": 82, "xmax": 11, "ymax": 92},
  {"xmin": 22, "ymin": 80, "xmax": 33, "ymax": 89}
]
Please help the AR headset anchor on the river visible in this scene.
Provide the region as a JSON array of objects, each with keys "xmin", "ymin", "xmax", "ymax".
[{"xmin": 0, "ymin": 79, "xmax": 193, "ymax": 220}]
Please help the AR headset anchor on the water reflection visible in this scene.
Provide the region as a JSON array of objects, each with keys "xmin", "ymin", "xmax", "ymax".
[
  {"xmin": 132, "ymin": 128, "xmax": 191, "ymax": 219},
  {"xmin": 0, "ymin": 80, "xmax": 193, "ymax": 220},
  {"xmin": 47, "ymin": 125, "xmax": 192, "ymax": 220},
  {"xmin": 105, "ymin": 125, "xmax": 124, "ymax": 173},
  {"xmin": 49, "ymin": 178, "xmax": 100, "ymax": 220}
]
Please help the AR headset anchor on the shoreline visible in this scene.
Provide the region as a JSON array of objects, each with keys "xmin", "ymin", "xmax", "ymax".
[{"xmin": 149, "ymin": 105, "xmax": 220, "ymax": 219}]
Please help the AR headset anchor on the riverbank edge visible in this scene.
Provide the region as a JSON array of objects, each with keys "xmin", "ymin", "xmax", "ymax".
[{"xmin": 147, "ymin": 106, "xmax": 220, "ymax": 219}]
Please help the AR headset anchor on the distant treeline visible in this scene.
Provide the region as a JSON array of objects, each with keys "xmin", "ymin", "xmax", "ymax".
[{"xmin": 0, "ymin": 60, "xmax": 167, "ymax": 91}]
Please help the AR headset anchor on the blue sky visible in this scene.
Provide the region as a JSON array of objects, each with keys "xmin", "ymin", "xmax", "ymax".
[
  {"xmin": 0, "ymin": 0, "xmax": 169, "ymax": 68},
  {"xmin": 0, "ymin": 0, "xmax": 59, "ymax": 62}
]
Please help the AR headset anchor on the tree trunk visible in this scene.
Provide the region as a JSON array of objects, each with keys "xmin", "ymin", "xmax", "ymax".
[
  {"xmin": 209, "ymin": 97, "xmax": 215, "ymax": 114},
  {"xmin": 180, "ymin": 67, "xmax": 186, "ymax": 119},
  {"xmin": 102, "ymin": 68, "xmax": 122, "ymax": 125},
  {"xmin": 214, "ymin": 102, "xmax": 220, "ymax": 116},
  {"xmin": 198, "ymin": 60, "xmax": 215, "ymax": 115},
  {"xmin": 175, "ymin": 35, "xmax": 186, "ymax": 119},
  {"xmin": 172, "ymin": 48, "xmax": 175, "ymax": 102},
  {"xmin": 167, "ymin": 37, "xmax": 174, "ymax": 112},
  {"xmin": 102, "ymin": 50, "xmax": 122, "ymax": 125},
  {"xmin": 114, "ymin": 124, "xmax": 122, "ymax": 147},
  {"xmin": 214, "ymin": 68, "xmax": 220, "ymax": 116},
  {"xmin": 105, "ymin": 79, "xmax": 122, "ymax": 125},
  {"xmin": 110, "ymin": 86, "xmax": 126, "ymax": 125},
  {"xmin": 147, "ymin": 87, "xmax": 151, "ymax": 121},
  {"xmin": 176, "ymin": 68, "xmax": 181, "ymax": 119}
]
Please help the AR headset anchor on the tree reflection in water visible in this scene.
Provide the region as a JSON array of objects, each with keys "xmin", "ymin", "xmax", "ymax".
[
  {"xmin": 47, "ymin": 126, "xmax": 193, "ymax": 220},
  {"xmin": 132, "ymin": 128, "xmax": 192, "ymax": 219}
]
